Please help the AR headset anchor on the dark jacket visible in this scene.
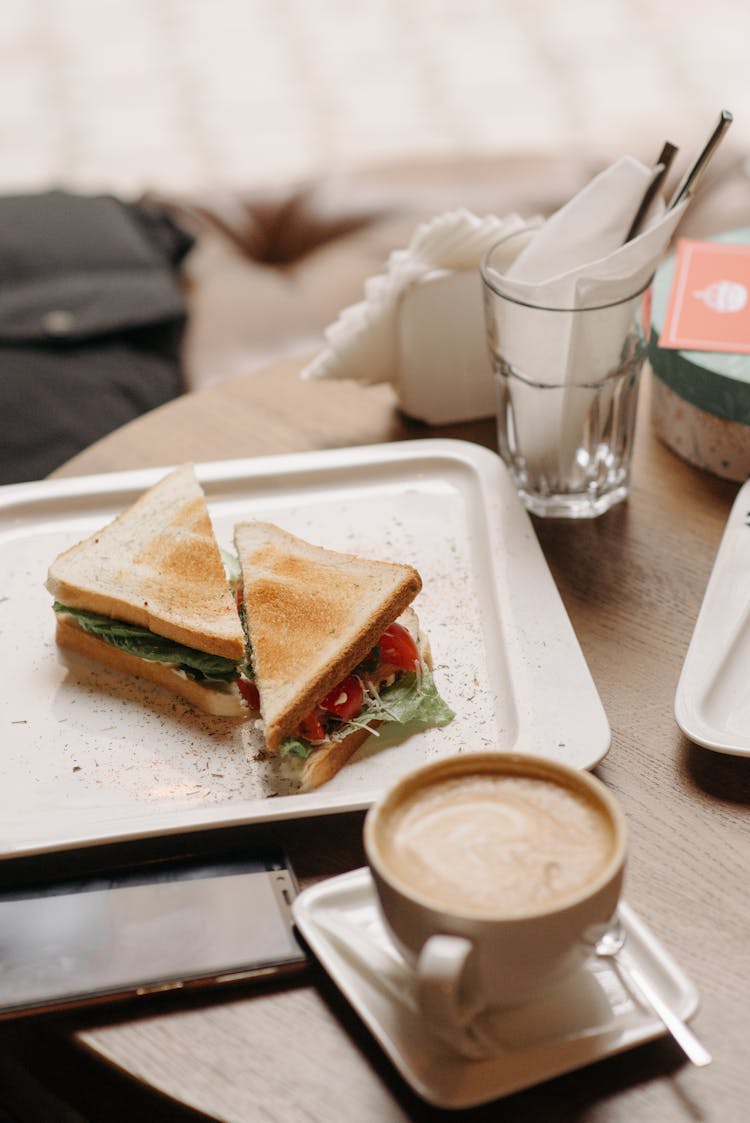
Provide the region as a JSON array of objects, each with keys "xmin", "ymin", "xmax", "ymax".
[{"xmin": 0, "ymin": 191, "xmax": 193, "ymax": 484}]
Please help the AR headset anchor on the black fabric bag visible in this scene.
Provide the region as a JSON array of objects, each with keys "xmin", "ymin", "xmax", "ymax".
[{"xmin": 0, "ymin": 191, "xmax": 193, "ymax": 484}]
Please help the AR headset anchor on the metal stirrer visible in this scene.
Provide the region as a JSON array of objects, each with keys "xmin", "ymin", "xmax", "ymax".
[
  {"xmin": 593, "ymin": 920, "xmax": 712, "ymax": 1067},
  {"xmin": 668, "ymin": 109, "xmax": 734, "ymax": 210}
]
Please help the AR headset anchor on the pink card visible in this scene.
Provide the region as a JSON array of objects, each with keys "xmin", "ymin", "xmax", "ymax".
[{"xmin": 659, "ymin": 238, "xmax": 750, "ymax": 353}]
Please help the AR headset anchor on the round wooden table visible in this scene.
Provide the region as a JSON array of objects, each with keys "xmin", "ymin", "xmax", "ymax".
[{"xmin": 8, "ymin": 357, "xmax": 748, "ymax": 1122}]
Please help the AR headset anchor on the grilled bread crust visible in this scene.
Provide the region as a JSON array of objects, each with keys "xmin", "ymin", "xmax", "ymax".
[
  {"xmin": 56, "ymin": 617, "xmax": 246, "ymax": 718},
  {"xmin": 234, "ymin": 521, "xmax": 422, "ymax": 751},
  {"xmin": 299, "ymin": 725, "xmax": 376, "ymax": 791},
  {"xmin": 47, "ymin": 464, "xmax": 245, "ymax": 662}
]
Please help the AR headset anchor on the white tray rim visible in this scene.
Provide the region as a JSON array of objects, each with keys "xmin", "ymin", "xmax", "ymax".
[{"xmin": 675, "ymin": 476, "xmax": 750, "ymax": 756}]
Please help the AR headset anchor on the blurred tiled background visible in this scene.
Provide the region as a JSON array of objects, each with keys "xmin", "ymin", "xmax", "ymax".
[{"xmin": 1, "ymin": 0, "xmax": 748, "ymax": 197}]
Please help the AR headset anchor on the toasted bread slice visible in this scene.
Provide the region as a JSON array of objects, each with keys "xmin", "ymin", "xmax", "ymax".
[
  {"xmin": 234, "ymin": 521, "xmax": 422, "ymax": 751},
  {"xmin": 47, "ymin": 464, "xmax": 245, "ymax": 662},
  {"xmin": 55, "ymin": 617, "xmax": 245, "ymax": 717},
  {"xmin": 297, "ymin": 609, "xmax": 433, "ymax": 791}
]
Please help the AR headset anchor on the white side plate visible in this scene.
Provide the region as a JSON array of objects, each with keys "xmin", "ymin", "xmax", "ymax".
[
  {"xmin": 292, "ymin": 868, "xmax": 700, "ymax": 1109},
  {"xmin": 0, "ymin": 439, "xmax": 609, "ymax": 857},
  {"xmin": 676, "ymin": 477, "xmax": 750, "ymax": 755}
]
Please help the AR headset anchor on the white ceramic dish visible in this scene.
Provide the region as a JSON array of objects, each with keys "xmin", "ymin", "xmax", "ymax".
[
  {"xmin": 675, "ymin": 477, "xmax": 750, "ymax": 755},
  {"xmin": 0, "ymin": 439, "xmax": 609, "ymax": 858},
  {"xmin": 292, "ymin": 867, "xmax": 700, "ymax": 1109}
]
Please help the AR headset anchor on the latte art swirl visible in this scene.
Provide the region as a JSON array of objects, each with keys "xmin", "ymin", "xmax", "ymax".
[{"xmin": 381, "ymin": 774, "xmax": 614, "ymax": 915}]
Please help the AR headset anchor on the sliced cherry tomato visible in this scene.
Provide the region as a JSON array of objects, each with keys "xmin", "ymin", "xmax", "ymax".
[
  {"xmin": 299, "ymin": 710, "xmax": 326, "ymax": 743},
  {"xmin": 237, "ymin": 678, "xmax": 260, "ymax": 711},
  {"xmin": 321, "ymin": 675, "xmax": 365, "ymax": 722},
  {"xmin": 378, "ymin": 622, "xmax": 420, "ymax": 672}
]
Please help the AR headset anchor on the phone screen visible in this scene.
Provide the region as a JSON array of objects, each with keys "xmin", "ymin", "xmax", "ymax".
[{"xmin": 0, "ymin": 851, "xmax": 306, "ymax": 1018}]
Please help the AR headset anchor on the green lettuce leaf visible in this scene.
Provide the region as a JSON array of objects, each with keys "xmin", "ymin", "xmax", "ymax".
[
  {"xmin": 219, "ymin": 548, "xmax": 255, "ymax": 680},
  {"xmin": 279, "ymin": 737, "xmax": 313, "ymax": 760},
  {"xmin": 278, "ymin": 668, "xmax": 454, "ymax": 759},
  {"xmin": 53, "ymin": 603, "xmax": 240, "ymax": 683},
  {"xmin": 367, "ymin": 669, "xmax": 455, "ymax": 729}
]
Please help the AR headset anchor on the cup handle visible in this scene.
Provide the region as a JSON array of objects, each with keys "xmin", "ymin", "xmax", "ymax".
[{"xmin": 416, "ymin": 934, "xmax": 487, "ymax": 1056}]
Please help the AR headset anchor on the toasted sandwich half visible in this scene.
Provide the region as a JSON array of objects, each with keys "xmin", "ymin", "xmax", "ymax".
[
  {"xmin": 233, "ymin": 521, "xmax": 454, "ymax": 789},
  {"xmin": 47, "ymin": 464, "xmax": 249, "ymax": 717}
]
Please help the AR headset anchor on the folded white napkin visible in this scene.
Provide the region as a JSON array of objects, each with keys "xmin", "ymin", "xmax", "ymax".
[{"xmin": 301, "ymin": 209, "xmax": 532, "ymax": 423}]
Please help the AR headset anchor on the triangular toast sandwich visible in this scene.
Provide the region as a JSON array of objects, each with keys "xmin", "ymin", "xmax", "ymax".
[
  {"xmin": 47, "ymin": 464, "xmax": 248, "ymax": 716},
  {"xmin": 234, "ymin": 521, "xmax": 454, "ymax": 789}
]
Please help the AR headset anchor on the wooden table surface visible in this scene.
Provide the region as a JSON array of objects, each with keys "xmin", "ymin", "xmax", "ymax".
[{"xmin": 9, "ymin": 357, "xmax": 749, "ymax": 1122}]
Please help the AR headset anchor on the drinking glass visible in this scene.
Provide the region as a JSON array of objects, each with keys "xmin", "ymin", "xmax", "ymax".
[{"xmin": 481, "ymin": 230, "xmax": 651, "ymax": 518}]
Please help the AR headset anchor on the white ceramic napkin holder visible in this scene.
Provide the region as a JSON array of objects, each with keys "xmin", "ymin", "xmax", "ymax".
[{"xmin": 395, "ymin": 268, "xmax": 494, "ymax": 424}]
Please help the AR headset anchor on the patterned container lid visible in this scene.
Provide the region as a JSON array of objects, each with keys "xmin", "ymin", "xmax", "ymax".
[{"xmin": 648, "ymin": 227, "xmax": 750, "ymax": 425}]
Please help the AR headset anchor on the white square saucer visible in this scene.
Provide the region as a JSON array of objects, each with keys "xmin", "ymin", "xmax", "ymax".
[{"xmin": 292, "ymin": 868, "xmax": 700, "ymax": 1109}]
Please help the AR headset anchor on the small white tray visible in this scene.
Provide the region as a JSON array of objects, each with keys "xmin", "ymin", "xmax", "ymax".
[
  {"xmin": 292, "ymin": 868, "xmax": 700, "ymax": 1109},
  {"xmin": 0, "ymin": 440, "xmax": 609, "ymax": 858},
  {"xmin": 676, "ymin": 477, "xmax": 750, "ymax": 755}
]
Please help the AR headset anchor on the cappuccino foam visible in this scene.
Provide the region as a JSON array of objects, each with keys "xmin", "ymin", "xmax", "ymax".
[{"xmin": 379, "ymin": 773, "xmax": 614, "ymax": 916}]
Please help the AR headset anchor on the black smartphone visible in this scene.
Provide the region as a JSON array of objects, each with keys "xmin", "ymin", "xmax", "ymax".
[{"xmin": 0, "ymin": 847, "xmax": 307, "ymax": 1019}]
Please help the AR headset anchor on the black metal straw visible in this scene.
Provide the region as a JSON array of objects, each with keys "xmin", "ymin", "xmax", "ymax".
[
  {"xmin": 667, "ymin": 109, "xmax": 734, "ymax": 210},
  {"xmin": 624, "ymin": 140, "xmax": 679, "ymax": 242}
]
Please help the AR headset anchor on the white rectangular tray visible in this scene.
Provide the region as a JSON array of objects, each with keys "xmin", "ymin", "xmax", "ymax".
[
  {"xmin": 676, "ymin": 476, "xmax": 750, "ymax": 755},
  {"xmin": 0, "ymin": 439, "xmax": 609, "ymax": 858}
]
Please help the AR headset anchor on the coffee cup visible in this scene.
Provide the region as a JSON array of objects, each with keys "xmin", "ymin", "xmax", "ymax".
[{"xmin": 363, "ymin": 752, "xmax": 627, "ymax": 1054}]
